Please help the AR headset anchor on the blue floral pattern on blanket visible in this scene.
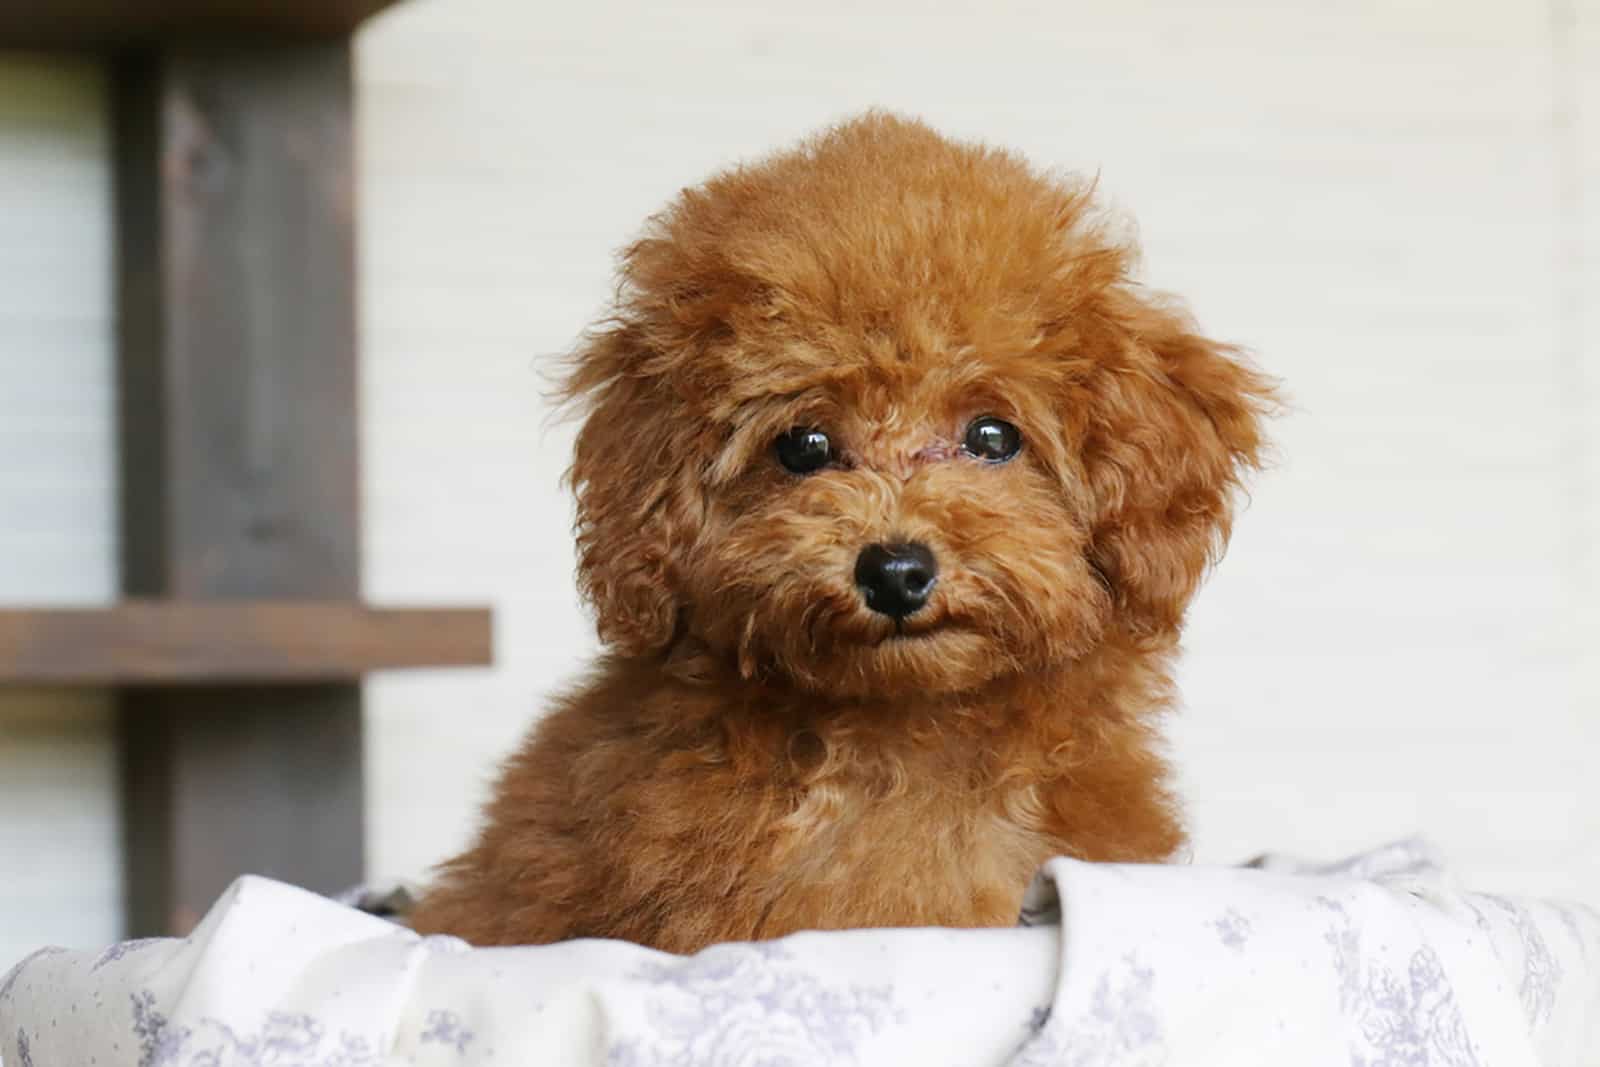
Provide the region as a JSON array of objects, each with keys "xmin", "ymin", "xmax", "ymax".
[
  {"xmin": 130, "ymin": 990, "xmax": 381, "ymax": 1067},
  {"xmin": 1475, "ymin": 894, "xmax": 1562, "ymax": 1028},
  {"xmin": 92, "ymin": 938, "xmax": 167, "ymax": 973},
  {"xmin": 1212, "ymin": 908, "xmax": 1253, "ymax": 950},
  {"xmin": 608, "ymin": 942, "xmax": 897, "ymax": 1067},
  {"xmin": 1012, "ymin": 954, "xmax": 1166, "ymax": 1067},
  {"xmin": 419, "ymin": 1009, "xmax": 475, "ymax": 1055},
  {"xmin": 1318, "ymin": 896, "xmax": 1480, "ymax": 1067}
]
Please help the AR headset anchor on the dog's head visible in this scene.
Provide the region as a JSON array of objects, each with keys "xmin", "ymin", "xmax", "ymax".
[{"xmin": 564, "ymin": 114, "xmax": 1275, "ymax": 698}]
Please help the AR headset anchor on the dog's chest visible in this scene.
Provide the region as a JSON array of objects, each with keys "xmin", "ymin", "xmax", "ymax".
[{"xmin": 763, "ymin": 766, "xmax": 1049, "ymax": 929}]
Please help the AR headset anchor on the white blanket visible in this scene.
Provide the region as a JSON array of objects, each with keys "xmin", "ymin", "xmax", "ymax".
[{"xmin": 2, "ymin": 840, "xmax": 1596, "ymax": 1066}]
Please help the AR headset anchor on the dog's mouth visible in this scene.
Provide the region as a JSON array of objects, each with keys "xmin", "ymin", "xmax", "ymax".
[
  {"xmin": 875, "ymin": 628, "xmax": 935, "ymax": 646},
  {"xmin": 768, "ymin": 599, "xmax": 1007, "ymax": 696},
  {"xmin": 870, "ymin": 615, "xmax": 965, "ymax": 646}
]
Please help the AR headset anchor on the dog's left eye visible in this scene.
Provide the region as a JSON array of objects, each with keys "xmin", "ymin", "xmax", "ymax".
[
  {"xmin": 774, "ymin": 426, "xmax": 833, "ymax": 474},
  {"xmin": 963, "ymin": 416, "xmax": 1022, "ymax": 462}
]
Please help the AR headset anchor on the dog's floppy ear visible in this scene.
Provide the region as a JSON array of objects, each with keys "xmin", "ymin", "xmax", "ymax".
[
  {"xmin": 1079, "ymin": 288, "xmax": 1277, "ymax": 639},
  {"xmin": 564, "ymin": 323, "xmax": 705, "ymax": 656}
]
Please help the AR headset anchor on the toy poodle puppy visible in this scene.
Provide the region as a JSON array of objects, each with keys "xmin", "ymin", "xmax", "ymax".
[{"xmin": 406, "ymin": 113, "xmax": 1275, "ymax": 953}]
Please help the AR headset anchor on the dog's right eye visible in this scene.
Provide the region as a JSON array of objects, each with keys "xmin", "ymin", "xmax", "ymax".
[{"xmin": 774, "ymin": 427, "xmax": 832, "ymax": 474}]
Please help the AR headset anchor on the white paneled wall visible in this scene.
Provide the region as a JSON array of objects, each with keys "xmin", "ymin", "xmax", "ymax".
[
  {"xmin": 0, "ymin": 0, "xmax": 1596, "ymax": 968},
  {"xmin": 0, "ymin": 57, "xmax": 120, "ymax": 967},
  {"xmin": 1570, "ymin": 0, "xmax": 1600, "ymax": 889}
]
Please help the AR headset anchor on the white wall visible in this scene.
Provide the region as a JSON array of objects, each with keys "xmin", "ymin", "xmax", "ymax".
[
  {"xmin": 0, "ymin": 57, "xmax": 120, "ymax": 966},
  {"xmin": 0, "ymin": 0, "xmax": 1595, "ymax": 967}
]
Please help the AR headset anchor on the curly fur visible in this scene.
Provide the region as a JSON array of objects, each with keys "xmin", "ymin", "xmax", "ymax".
[{"xmin": 407, "ymin": 113, "xmax": 1277, "ymax": 953}]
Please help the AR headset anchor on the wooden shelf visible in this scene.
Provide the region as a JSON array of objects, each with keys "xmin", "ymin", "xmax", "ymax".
[
  {"xmin": 0, "ymin": 0, "xmax": 404, "ymax": 48},
  {"xmin": 0, "ymin": 601, "xmax": 491, "ymax": 685},
  {"xmin": 4, "ymin": 8, "xmax": 483, "ymax": 934}
]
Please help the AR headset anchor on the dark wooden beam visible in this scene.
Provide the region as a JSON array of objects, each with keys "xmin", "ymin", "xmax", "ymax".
[
  {"xmin": 121, "ymin": 685, "xmax": 365, "ymax": 935},
  {"xmin": 114, "ymin": 40, "xmax": 375, "ymax": 936},
  {"xmin": 116, "ymin": 42, "xmax": 360, "ymax": 601},
  {"xmin": 0, "ymin": 0, "xmax": 404, "ymax": 49},
  {"xmin": 0, "ymin": 603, "xmax": 492, "ymax": 685}
]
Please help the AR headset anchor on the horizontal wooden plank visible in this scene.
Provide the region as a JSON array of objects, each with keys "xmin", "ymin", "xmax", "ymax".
[
  {"xmin": 0, "ymin": 600, "xmax": 491, "ymax": 684},
  {"xmin": 0, "ymin": 0, "xmax": 402, "ymax": 48}
]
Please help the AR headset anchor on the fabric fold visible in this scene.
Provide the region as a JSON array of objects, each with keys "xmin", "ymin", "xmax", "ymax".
[{"xmin": 3, "ymin": 843, "xmax": 1596, "ymax": 1066}]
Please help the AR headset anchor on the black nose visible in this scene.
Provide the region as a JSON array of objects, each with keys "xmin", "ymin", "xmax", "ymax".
[{"xmin": 854, "ymin": 542, "xmax": 938, "ymax": 619}]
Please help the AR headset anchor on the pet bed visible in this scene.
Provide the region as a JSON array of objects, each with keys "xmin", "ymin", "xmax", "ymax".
[{"xmin": 2, "ymin": 840, "xmax": 1595, "ymax": 1066}]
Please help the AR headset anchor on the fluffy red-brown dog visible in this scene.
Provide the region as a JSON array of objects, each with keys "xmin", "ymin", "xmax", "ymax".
[{"xmin": 407, "ymin": 113, "xmax": 1276, "ymax": 953}]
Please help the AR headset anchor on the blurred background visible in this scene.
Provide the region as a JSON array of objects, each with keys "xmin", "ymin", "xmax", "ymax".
[{"xmin": 1, "ymin": 0, "xmax": 1595, "ymax": 967}]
